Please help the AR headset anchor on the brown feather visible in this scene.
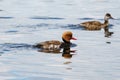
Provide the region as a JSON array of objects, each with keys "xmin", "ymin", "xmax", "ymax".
[
  {"xmin": 80, "ymin": 21, "xmax": 102, "ymax": 30},
  {"xmin": 35, "ymin": 40, "xmax": 62, "ymax": 49}
]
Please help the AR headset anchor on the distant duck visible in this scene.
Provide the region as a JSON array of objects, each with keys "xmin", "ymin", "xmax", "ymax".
[
  {"xmin": 80, "ymin": 13, "xmax": 114, "ymax": 30},
  {"xmin": 34, "ymin": 31, "xmax": 77, "ymax": 53}
]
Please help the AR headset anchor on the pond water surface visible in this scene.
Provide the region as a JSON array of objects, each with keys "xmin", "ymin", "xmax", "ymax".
[{"xmin": 0, "ymin": 0, "xmax": 120, "ymax": 80}]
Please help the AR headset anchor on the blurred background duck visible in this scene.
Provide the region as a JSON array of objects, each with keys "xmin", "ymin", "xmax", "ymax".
[
  {"xmin": 34, "ymin": 31, "xmax": 77, "ymax": 53},
  {"xmin": 80, "ymin": 13, "xmax": 114, "ymax": 30}
]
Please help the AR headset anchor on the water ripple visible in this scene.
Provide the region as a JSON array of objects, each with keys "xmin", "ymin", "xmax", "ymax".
[
  {"xmin": 0, "ymin": 9, "xmax": 3, "ymax": 11},
  {"xmin": 15, "ymin": 23, "xmax": 84, "ymax": 30},
  {"xmin": 30, "ymin": 16, "xmax": 64, "ymax": 20},
  {"xmin": 109, "ymin": 24, "xmax": 114, "ymax": 28},
  {"xmin": 78, "ymin": 18, "xmax": 94, "ymax": 20},
  {"xmin": 60, "ymin": 24, "xmax": 84, "ymax": 30},
  {"xmin": 5, "ymin": 30, "xmax": 18, "ymax": 33},
  {"xmin": 0, "ymin": 17, "xmax": 14, "ymax": 19},
  {"xmin": 0, "ymin": 43, "xmax": 33, "ymax": 54},
  {"xmin": 23, "ymin": 77, "xmax": 61, "ymax": 80},
  {"xmin": 1, "ymin": 43, "xmax": 33, "ymax": 49}
]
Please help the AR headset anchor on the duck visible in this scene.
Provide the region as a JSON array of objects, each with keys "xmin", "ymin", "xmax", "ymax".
[
  {"xmin": 80, "ymin": 13, "xmax": 114, "ymax": 30},
  {"xmin": 34, "ymin": 31, "xmax": 77, "ymax": 53}
]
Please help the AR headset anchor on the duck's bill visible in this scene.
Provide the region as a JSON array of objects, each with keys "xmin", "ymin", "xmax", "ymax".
[
  {"xmin": 71, "ymin": 37, "xmax": 77, "ymax": 40},
  {"xmin": 110, "ymin": 17, "xmax": 114, "ymax": 19}
]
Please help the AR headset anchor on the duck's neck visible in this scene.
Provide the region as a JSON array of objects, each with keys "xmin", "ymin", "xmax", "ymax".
[
  {"xmin": 102, "ymin": 20, "xmax": 109, "ymax": 28},
  {"xmin": 62, "ymin": 38, "xmax": 70, "ymax": 44},
  {"xmin": 104, "ymin": 19, "xmax": 108, "ymax": 23},
  {"xmin": 104, "ymin": 25, "xmax": 109, "ymax": 33},
  {"xmin": 60, "ymin": 38, "xmax": 70, "ymax": 48},
  {"xmin": 103, "ymin": 17, "xmax": 111, "ymax": 33}
]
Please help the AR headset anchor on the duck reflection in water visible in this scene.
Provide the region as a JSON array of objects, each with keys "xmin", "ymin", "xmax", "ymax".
[
  {"xmin": 62, "ymin": 43, "xmax": 76, "ymax": 67},
  {"xmin": 62, "ymin": 42, "xmax": 76, "ymax": 59},
  {"xmin": 104, "ymin": 26, "xmax": 114, "ymax": 37}
]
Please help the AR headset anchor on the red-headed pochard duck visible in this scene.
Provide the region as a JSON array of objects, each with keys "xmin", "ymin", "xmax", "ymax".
[{"xmin": 34, "ymin": 31, "xmax": 77, "ymax": 53}]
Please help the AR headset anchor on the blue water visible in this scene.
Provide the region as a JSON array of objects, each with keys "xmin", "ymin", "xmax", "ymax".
[{"xmin": 0, "ymin": 0, "xmax": 120, "ymax": 80}]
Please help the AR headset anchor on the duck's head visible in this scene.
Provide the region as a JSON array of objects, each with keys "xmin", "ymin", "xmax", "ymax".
[
  {"xmin": 62, "ymin": 31, "xmax": 77, "ymax": 43},
  {"xmin": 104, "ymin": 13, "xmax": 114, "ymax": 20}
]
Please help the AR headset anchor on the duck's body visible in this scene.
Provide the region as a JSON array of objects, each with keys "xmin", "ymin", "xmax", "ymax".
[
  {"xmin": 35, "ymin": 40, "xmax": 62, "ymax": 49},
  {"xmin": 34, "ymin": 40, "xmax": 62, "ymax": 53},
  {"xmin": 34, "ymin": 31, "xmax": 76, "ymax": 53},
  {"xmin": 80, "ymin": 21, "xmax": 103, "ymax": 30},
  {"xmin": 80, "ymin": 13, "xmax": 113, "ymax": 30}
]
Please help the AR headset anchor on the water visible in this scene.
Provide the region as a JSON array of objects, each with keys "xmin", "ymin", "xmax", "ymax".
[{"xmin": 0, "ymin": 0, "xmax": 120, "ymax": 80}]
